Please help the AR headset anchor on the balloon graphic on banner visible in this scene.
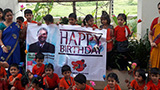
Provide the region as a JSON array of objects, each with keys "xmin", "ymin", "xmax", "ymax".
[{"xmin": 72, "ymin": 59, "xmax": 87, "ymax": 72}]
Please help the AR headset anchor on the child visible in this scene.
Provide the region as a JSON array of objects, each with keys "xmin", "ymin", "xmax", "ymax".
[
  {"xmin": 74, "ymin": 73, "xmax": 94, "ymax": 90},
  {"xmin": 32, "ymin": 52, "xmax": 45, "ymax": 77},
  {"xmin": 82, "ymin": 14, "xmax": 98, "ymax": 29},
  {"xmin": 22, "ymin": 9, "xmax": 38, "ymax": 39},
  {"xmin": 43, "ymin": 63, "xmax": 60, "ymax": 90},
  {"xmin": 31, "ymin": 75, "xmax": 44, "ymax": 90},
  {"xmin": 104, "ymin": 73, "xmax": 121, "ymax": 90},
  {"xmin": 127, "ymin": 69, "xmax": 146, "ymax": 90},
  {"xmin": 0, "ymin": 61, "xmax": 8, "ymax": 90},
  {"xmin": 59, "ymin": 65, "xmax": 75, "ymax": 90},
  {"xmin": 8, "ymin": 63, "xmax": 24, "ymax": 90},
  {"xmin": 21, "ymin": 70, "xmax": 33, "ymax": 90},
  {"xmin": 146, "ymin": 68, "xmax": 160, "ymax": 90},
  {"xmin": 68, "ymin": 13, "xmax": 77, "ymax": 25},
  {"xmin": 100, "ymin": 11, "xmax": 114, "ymax": 70},
  {"xmin": 114, "ymin": 13, "xmax": 132, "ymax": 70},
  {"xmin": 0, "ymin": 8, "xmax": 4, "ymax": 23},
  {"xmin": 43, "ymin": 14, "xmax": 54, "ymax": 25},
  {"xmin": 16, "ymin": 16, "xmax": 24, "ymax": 28}
]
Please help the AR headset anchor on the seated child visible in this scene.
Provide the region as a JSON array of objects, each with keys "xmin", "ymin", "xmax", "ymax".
[
  {"xmin": 21, "ymin": 70, "xmax": 33, "ymax": 90},
  {"xmin": 68, "ymin": 13, "xmax": 77, "ymax": 25},
  {"xmin": 127, "ymin": 69, "xmax": 146, "ymax": 90},
  {"xmin": 146, "ymin": 67, "xmax": 160, "ymax": 90},
  {"xmin": 59, "ymin": 65, "xmax": 75, "ymax": 90},
  {"xmin": 104, "ymin": 72, "xmax": 121, "ymax": 90},
  {"xmin": 31, "ymin": 75, "xmax": 44, "ymax": 90},
  {"xmin": 74, "ymin": 73, "xmax": 94, "ymax": 90},
  {"xmin": 0, "ymin": 61, "xmax": 8, "ymax": 90},
  {"xmin": 43, "ymin": 63, "xmax": 60, "ymax": 90},
  {"xmin": 32, "ymin": 52, "xmax": 45, "ymax": 77},
  {"xmin": 8, "ymin": 63, "xmax": 24, "ymax": 90},
  {"xmin": 43, "ymin": 14, "xmax": 54, "ymax": 25}
]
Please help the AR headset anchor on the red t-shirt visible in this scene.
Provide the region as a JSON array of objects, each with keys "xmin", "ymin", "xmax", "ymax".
[
  {"xmin": 147, "ymin": 80, "xmax": 160, "ymax": 90},
  {"xmin": 7, "ymin": 73, "xmax": 24, "ymax": 90},
  {"xmin": 59, "ymin": 76, "xmax": 75, "ymax": 89},
  {"xmin": 150, "ymin": 17, "xmax": 159, "ymax": 31},
  {"xmin": 43, "ymin": 73, "xmax": 60, "ymax": 88},
  {"xmin": 32, "ymin": 64, "xmax": 45, "ymax": 77},
  {"xmin": 92, "ymin": 24, "xmax": 98, "ymax": 28},
  {"xmin": 114, "ymin": 25, "xmax": 131, "ymax": 42},
  {"xmin": 130, "ymin": 79, "xmax": 145, "ymax": 90},
  {"xmin": 0, "ymin": 66, "xmax": 7, "ymax": 78},
  {"xmin": 104, "ymin": 84, "xmax": 121, "ymax": 90},
  {"xmin": 75, "ymin": 84, "xmax": 94, "ymax": 90}
]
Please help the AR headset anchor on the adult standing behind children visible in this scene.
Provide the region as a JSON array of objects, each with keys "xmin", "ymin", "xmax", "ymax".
[
  {"xmin": 149, "ymin": 2, "xmax": 160, "ymax": 69},
  {"xmin": 0, "ymin": 8, "xmax": 20, "ymax": 66}
]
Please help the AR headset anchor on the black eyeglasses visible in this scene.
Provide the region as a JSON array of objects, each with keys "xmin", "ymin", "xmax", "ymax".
[{"xmin": 158, "ymin": 8, "xmax": 160, "ymax": 10}]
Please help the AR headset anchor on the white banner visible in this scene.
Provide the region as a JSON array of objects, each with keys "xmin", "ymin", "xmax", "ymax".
[{"xmin": 26, "ymin": 23, "xmax": 106, "ymax": 81}]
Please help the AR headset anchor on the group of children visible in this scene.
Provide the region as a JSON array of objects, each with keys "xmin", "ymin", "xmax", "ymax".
[
  {"xmin": 0, "ymin": 7, "xmax": 159, "ymax": 90},
  {"xmin": 0, "ymin": 52, "xmax": 160, "ymax": 90}
]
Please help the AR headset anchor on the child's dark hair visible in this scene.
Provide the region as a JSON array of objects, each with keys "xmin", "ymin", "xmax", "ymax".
[
  {"xmin": 3, "ymin": 8, "xmax": 13, "ymax": 21},
  {"xmin": 150, "ymin": 67, "xmax": 160, "ymax": 75},
  {"xmin": 17, "ymin": 16, "xmax": 24, "ymax": 22},
  {"xmin": 68, "ymin": 13, "xmax": 77, "ymax": 20},
  {"xmin": 45, "ymin": 63, "xmax": 54, "ymax": 71},
  {"xmin": 24, "ymin": 9, "xmax": 32, "ymax": 15},
  {"xmin": 35, "ymin": 52, "xmax": 44, "ymax": 59},
  {"xmin": 101, "ymin": 11, "xmax": 111, "ymax": 25},
  {"xmin": 157, "ymin": 2, "xmax": 160, "ymax": 7},
  {"xmin": 21, "ymin": 70, "xmax": 33, "ymax": 87},
  {"xmin": 61, "ymin": 65, "xmax": 71, "ymax": 73},
  {"xmin": 32, "ymin": 75, "xmax": 43, "ymax": 88},
  {"xmin": 74, "ymin": 73, "xmax": 86, "ymax": 84},
  {"xmin": 136, "ymin": 69, "xmax": 146, "ymax": 80},
  {"xmin": 83, "ymin": 14, "xmax": 93, "ymax": 26},
  {"xmin": 0, "ymin": 8, "xmax": 4, "ymax": 20},
  {"xmin": 107, "ymin": 73, "xmax": 120, "ymax": 83},
  {"xmin": 43, "ymin": 14, "xmax": 54, "ymax": 23},
  {"xmin": 117, "ymin": 13, "xmax": 127, "ymax": 25},
  {"xmin": 10, "ymin": 63, "xmax": 19, "ymax": 70}
]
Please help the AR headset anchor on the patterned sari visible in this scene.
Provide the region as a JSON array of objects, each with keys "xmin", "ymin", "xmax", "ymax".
[
  {"xmin": 0, "ymin": 22, "xmax": 20, "ymax": 65},
  {"xmin": 150, "ymin": 22, "xmax": 160, "ymax": 69}
]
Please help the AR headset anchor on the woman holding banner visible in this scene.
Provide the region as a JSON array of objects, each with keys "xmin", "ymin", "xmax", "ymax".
[
  {"xmin": 149, "ymin": 2, "xmax": 160, "ymax": 69},
  {"xmin": 0, "ymin": 8, "xmax": 20, "ymax": 66}
]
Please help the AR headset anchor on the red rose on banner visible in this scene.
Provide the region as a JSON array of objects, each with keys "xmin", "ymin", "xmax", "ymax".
[{"xmin": 72, "ymin": 59, "xmax": 87, "ymax": 72}]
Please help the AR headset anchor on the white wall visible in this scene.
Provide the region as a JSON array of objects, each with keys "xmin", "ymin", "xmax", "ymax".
[
  {"xmin": 137, "ymin": 0, "xmax": 160, "ymax": 39},
  {"xmin": 0, "ymin": 0, "xmax": 22, "ymax": 21}
]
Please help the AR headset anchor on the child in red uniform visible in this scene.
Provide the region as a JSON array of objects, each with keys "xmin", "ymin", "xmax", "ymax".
[
  {"xmin": 100, "ymin": 11, "xmax": 114, "ymax": 70},
  {"xmin": 32, "ymin": 52, "xmax": 45, "ymax": 77},
  {"xmin": 43, "ymin": 63, "xmax": 60, "ymax": 90},
  {"xmin": 127, "ymin": 69, "xmax": 146, "ymax": 90},
  {"xmin": 59, "ymin": 65, "xmax": 75, "ymax": 90},
  {"xmin": 82, "ymin": 14, "xmax": 98, "ymax": 29},
  {"xmin": 104, "ymin": 73, "xmax": 121, "ymax": 90},
  {"xmin": 0, "ymin": 61, "xmax": 8, "ymax": 90},
  {"xmin": 146, "ymin": 68, "xmax": 160, "ymax": 90},
  {"xmin": 8, "ymin": 63, "xmax": 24, "ymax": 90},
  {"xmin": 21, "ymin": 70, "xmax": 34, "ymax": 90},
  {"xmin": 68, "ymin": 13, "xmax": 77, "ymax": 25},
  {"xmin": 74, "ymin": 73, "xmax": 94, "ymax": 90},
  {"xmin": 114, "ymin": 13, "xmax": 132, "ymax": 70},
  {"xmin": 31, "ymin": 75, "xmax": 44, "ymax": 90}
]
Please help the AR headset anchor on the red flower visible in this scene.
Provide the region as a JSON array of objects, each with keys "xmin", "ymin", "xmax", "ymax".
[{"xmin": 138, "ymin": 19, "xmax": 142, "ymax": 23}]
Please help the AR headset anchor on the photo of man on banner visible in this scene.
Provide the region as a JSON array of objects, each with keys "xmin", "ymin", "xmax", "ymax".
[{"xmin": 28, "ymin": 27, "xmax": 55, "ymax": 53}]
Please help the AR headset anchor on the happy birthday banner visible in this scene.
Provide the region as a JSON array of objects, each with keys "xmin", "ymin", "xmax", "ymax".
[{"xmin": 26, "ymin": 23, "xmax": 106, "ymax": 81}]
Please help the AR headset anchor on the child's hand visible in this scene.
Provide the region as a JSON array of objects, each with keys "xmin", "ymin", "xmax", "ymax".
[
  {"xmin": 44, "ymin": 78, "xmax": 49, "ymax": 88},
  {"xmin": 151, "ymin": 42, "xmax": 157, "ymax": 47},
  {"xmin": 37, "ymin": 22, "xmax": 42, "ymax": 26},
  {"xmin": 9, "ymin": 80, "xmax": 14, "ymax": 85},
  {"xmin": 72, "ymin": 86, "xmax": 76, "ymax": 90},
  {"xmin": 144, "ymin": 85, "xmax": 148, "ymax": 90},
  {"xmin": 42, "ymin": 73, "xmax": 46, "ymax": 77},
  {"xmin": 67, "ymin": 86, "xmax": 73, "ymax": 90},
  {"xmin": 0, "ymin": 78, "xmax": 6, "ymax": 81},
  {"xmin": 81, "ymin": 23, "xmax": 84, "ymax": 27}
]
